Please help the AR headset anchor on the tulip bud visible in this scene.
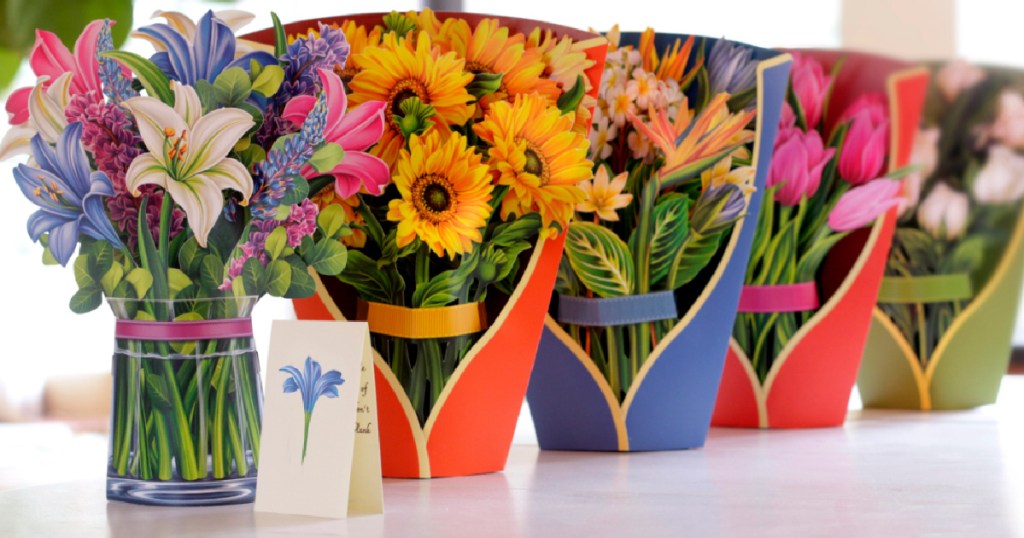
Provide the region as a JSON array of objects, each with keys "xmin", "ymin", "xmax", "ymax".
[
  {"xmin": 790, "ymin": 53, "xmax": 832, "ymax": 130},
  {"xmin": 838, "ymin": 94, "xmax": 889, "ymax": 185},
  {"xmin": 767, "ymin": 126, "xmax": 835, "ymax": 206}
]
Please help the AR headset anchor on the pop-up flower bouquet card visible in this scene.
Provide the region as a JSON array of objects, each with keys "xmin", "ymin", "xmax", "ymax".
[
  {"xmin": 261, "ymin": 10, "xmax": 608, "ymax": 477},
  {"xmin": 859, "ymin": 60, "xmax": 1024, "ymax": 410},
  {"xmin": 524, "ymin": 28, "xmax": 791, "ymax": 451},
  {"xmin": 711, "ymin": 50, "xmax": 929, "ymax": 428},
  {"xmin": 1, "ymin": 10, "xmax": 369, "ymax": 504}
]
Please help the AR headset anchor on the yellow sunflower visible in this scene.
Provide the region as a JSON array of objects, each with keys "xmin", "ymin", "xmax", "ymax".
[
  {"xmin": 386, "ymin": 130, "xmax": 494, "ymax": 259},
  {"xmin": 349, "ymin": 32, "xmax": 474, "ymax": 168},
  {"xmin": 438, "ymin": 17, "xmax": 558, "ymax": 110},
  {"xmin": 474, "ymin": 93, "xmax": 591, "ymax": 231},
  {"xmin": 334, "ymin": 20, "xmax": 383, "ymax": 86}
]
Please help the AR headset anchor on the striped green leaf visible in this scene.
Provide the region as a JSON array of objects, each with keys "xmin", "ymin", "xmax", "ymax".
[
  {"xmin": 648, "ymin": 194, "xmax": 691, "ymax": 288},
  {"xmin": 100, "ymin": 51, "xmax": 174, "ymax": 105},
  {"xmin": 566, "ymin": 222, "xmax": 635, "ymax": 298}
]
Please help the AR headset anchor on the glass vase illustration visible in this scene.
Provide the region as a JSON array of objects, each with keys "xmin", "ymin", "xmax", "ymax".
[{"xmin": 106, "ymin": 296, "xmax": 263, "ymax": 506}]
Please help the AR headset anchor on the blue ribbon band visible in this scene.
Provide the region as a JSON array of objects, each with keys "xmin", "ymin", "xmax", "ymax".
[{"xmin": 557, "ymin": 291, "xmax": 678, "ymax": 327}]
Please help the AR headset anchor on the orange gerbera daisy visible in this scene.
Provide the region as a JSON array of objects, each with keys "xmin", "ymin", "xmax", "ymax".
[
  {"xmin": 474, "ymin": 93, "xmax": 591, "ymax": 231},
  {"xmin": 438, "ymin": 17, "xmax": 558, "ymax": 109},
  {"xmin": 349, "ymin": 32, "xmax": 474, "ymax": 168},
  {"xmin": 526, "ymin": 27, "xmax": 595, "ymax": 94},
  {"xmin": 386, "ymin": 130, "xmax": 494, "ymax": 259}
]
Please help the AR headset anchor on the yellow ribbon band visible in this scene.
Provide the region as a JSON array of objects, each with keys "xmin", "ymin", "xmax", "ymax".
[{"xmin": 362, "ymin": 301, "xmax": 489, "ymax": 339}]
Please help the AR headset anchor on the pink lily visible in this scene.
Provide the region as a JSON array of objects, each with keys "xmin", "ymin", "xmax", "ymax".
[
  {"xmin": 6, "ymin": 20, "xmax": 107, "ymax": 125},
  {"xmin": 828, "ymin": 178, "xmax": 904, "ymax": 232},
  {"xmin": 282, "ymin": 69, "xmax": 390, "ymax": 198}
]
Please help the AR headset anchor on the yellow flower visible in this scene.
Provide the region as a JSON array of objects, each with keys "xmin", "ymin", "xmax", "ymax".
[
  {"xmin": 700, "ymin": 156, "xmax": 756, "ymax": 194},
  {"xmin": 474, "ymin": 93, "xmax": 591, "ymax": 231},
  {"xmin": 526, "ymin": 27, "xmax": 595, "ymax": 94},
  {"xmin": 386, "ymin": 130, "xmax": 494, "ymax": 258},
  {"xmin": 349, "ymin": 32, "xmax": 474, "ymax": 168},
  {"xmin": 334, "ymin": 20, "xmax": 383, "ymax": 86},
  {"xmin": 577, "ymin": 166, "xmax": 632, "ymax": 221},
  {"xmin": 312, "ymin": 188, "xmax": 366, "ymax": 248},
  {"xmin": 439, "ymin": 17, "xmax": 559, "ymax": 110}
]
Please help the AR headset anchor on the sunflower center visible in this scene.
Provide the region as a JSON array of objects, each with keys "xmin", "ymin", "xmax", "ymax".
[
  {"xmin": 333, "ymin": 65, "xmax": 359, "ymax": 88},
  {"xmin": 387, "ymin": 79, "xmax": 429, "ymax": 123},
  {"xmin": 412, "ymin": 173, "xmax": 458, "ymax": 223},
  {"xmin": 464, "ymin": 61, "xmax": 492, "ymax": 75},
  {"xmin": 523, "ymin": 147, "xmax": 547, "ymax": 179}
]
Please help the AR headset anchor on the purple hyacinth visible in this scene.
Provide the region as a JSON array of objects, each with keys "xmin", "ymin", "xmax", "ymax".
[
  {"xmin": 249, "ymin": 91, "xmax": 328, "ymax": 220},
  {"xmin": 97, "ymin": 20, "xmax": 135, "ymax": 104},
  {"xmin": 65, "ymin": 93, "xmax": 140, "ymax": 192},
  {"xmin": 107, "ymin": 188, "xmax": 185, "ymax": 253},
  {"xmin": 220, "ymin": 219, "xmax": 280, "ymax": 289},
  {"xmin": 284, "ymin": 199, "xmax": 320, "ymax": 248},
  {"xmin": 278, "ymin": 24, "xmax": 350, "ymax": 103}
]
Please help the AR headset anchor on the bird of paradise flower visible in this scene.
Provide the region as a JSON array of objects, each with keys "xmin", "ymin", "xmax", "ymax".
[{"xmin": 280, "ymin": 357, "xmax": 345, "ymax": 463}]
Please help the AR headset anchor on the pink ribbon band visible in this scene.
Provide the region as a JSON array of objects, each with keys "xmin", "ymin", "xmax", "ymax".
[
  {"xmin": 737, "ymin": 282, "xmax": 820, "ymax": 313},
  {"xmin": 115, "ymin": 318, "xmax": 254, "ymax": 341}
]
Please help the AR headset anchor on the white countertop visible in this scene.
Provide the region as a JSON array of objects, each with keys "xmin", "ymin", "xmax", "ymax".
[{"xmin": 3, "ymin": 377, "xmax": 1024, "ymax": 537}]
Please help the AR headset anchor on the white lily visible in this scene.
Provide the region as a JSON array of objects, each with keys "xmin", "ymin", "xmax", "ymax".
[
  {"xmin": 123, "ymin": 82, "xmax": 254, "ymax": 247},
  {"xmin": 0, "ymin": 73, "xmax": 74, "ymax": 160}
]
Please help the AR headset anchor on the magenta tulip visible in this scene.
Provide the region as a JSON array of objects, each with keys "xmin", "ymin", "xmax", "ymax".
[
  {"xmin": 768, "ymin": 126, "xmax": 836, "ymax": 206},
  {"xmin": 790, "ymin": 53, "xmax": 832, "ymax": 130},
  {"xmin": 283, "ymin": 68, "xmax": 390, "ymax": 199},
  {"xmin": 828, "ymin": 178, "xmax": 904, "ymax": 232},
  {"xmin": 837, "ymin": 94, "xmax": 890, "ymax": 185}
]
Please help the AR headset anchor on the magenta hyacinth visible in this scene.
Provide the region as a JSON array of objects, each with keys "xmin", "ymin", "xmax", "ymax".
[
  {"xmin": 767, "ymin": 126, "xmax": 836, "ymax": 206},
  {"xmin": 285, "ymin": 199, "xmax": 320, "ymax": 248},
  {"xmin": 828, "ymin": 178, "xmax": 904, "ymax": 232},
  {"xmin": 64, "ymin": 92, "xmax": 140, "ymax": 191},
  {"xmin": 106, "ymin": 188, "xmax": 185, "ymax": 252},
  {"xmin": 790, "ymin": 53, "xmax": 832, "ymax": 130},
  {"xmin": 837, "ymin": 94, "xmax": 890, "ymax": 185}
]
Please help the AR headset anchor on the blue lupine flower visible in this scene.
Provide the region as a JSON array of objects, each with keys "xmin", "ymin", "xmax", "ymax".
[
  {"xmin": 708, "ymin": 40, "xmax": 758, "ymax": 96},
  {"xmin": 13, "ymin": 123, "xmax": 124, "ymax": 266},
  {"xmin": 97, "ymin": 20, "xmax": 135, "ymax": 104},
  {"xmin": 136, "ymin": 10, "xmax": 277, "ymax": 85},
  {"xmin": 249, "ymin": 91, "xmax": 328, "ymax": 219},
  {"xmin": 278, "ymin": 24, "xmax": 350, "ymax": 104},
  {"xmin": 281, "ymin": 356, "xmax": 345, "ymax": 463}
]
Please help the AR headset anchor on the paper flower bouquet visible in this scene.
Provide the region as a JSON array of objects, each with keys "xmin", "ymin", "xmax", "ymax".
[
  {"xmin": 526, "ymin": 28, "xmax": 792, "ymax": 451},
  {"xmin": 280, "ymin": 10, "xmax": 608, "ymax": 477},
  {"xmin": 712, "ymin": 51, "xmax": 928, "ymax": 428},
  {"xmin": 860, "ymin": 60, "xmax": 1024, "ymax": 409},
  {"xmin": 1, "ymin": 11, "xmax": 369, "ymax": 504}
]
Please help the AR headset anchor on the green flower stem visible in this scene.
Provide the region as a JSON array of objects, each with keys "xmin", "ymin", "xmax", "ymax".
[
  {"xmin": 426, "ymin": 340, "xmax": 445, "ymax": 410},
  {"xmin": 137, "ymin": 403, "xmax": 152, "ymax": 480},
  {"xmin": 153, "ymin": 411, "xmax": 173, "ymax": 480},
  {"xmin": 113, "ymin": 351, "xmax": 130, "ymax": 475},
  {"xmin": 916, "ymin": 302, "xmax": 929, "ymax": 367},
  {"xmin": 212, "ymin": 355, "xmax": 233, "ymax": 479},
  {"xmin": 236, "ymin": 351, "xmax": 261, "ymax": 466},
  {"xmin": 158, "ymin": 192, "xmax": 173, "ymax": 278},
  {"xmin": 606, "ymin": 327, "xmax": 621, "ymax": 398},
  {"xmin": 162, "ymin": 359, "xmax": 199, "ymax": 480},
  {"xmin": 226, "ymin": 400, "xmax": 248, "ymax": 476},
  {"xmin": 408, "ymin": 356, "xmax": 426, "ymax": 424},
  {"xmin": 752, "ymin": 312, "xmax": 779, "ymax": 382},
  {"xmin": 301, "ymin": 411, "xmax": 312, "ymax": 463}
]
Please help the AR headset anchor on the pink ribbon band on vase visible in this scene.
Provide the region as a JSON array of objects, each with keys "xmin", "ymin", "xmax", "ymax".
[
  {"xmin": 737, "ymin": 282, "xmax": 820, "ymax": 313},
  {"xmin": 115, "ymin": 318, "xmax": 254, "ymax": 341}
]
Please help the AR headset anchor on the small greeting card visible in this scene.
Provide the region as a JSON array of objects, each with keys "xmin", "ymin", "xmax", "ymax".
[{"xmin": 255, "ymin": 320, "xmax": 383, "ymax": 518}]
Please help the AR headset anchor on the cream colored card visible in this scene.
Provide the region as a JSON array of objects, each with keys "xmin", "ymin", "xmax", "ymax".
[{"xmin": 254, "ymin": 320, "xmax": 383, "ymax": 518}]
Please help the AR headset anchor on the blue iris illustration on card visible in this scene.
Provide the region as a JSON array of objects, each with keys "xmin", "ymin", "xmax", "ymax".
[{"xmin": 281, "ymin": 356, "xmax": 345, "ymax": 463}]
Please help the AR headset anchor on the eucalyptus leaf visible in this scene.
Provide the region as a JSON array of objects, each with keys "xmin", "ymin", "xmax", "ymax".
[
  {"xmin": 266, "ymin": 260, "xmax": 293, "ymax": 296},
  {"xmin": 213, "ymin": 67, "xmax": 252, "ymax": 107},
  {"xmin": 318, "ymin": 204, "xmax": 348, "ymax": 241},
  {"xmin": 309, "ymin": 143, "xmax": 345, "ymax": 174},
  {"xmin": 69, "ymin": 286, "xmax": 102, "ymax": 314},
  {"xmin": 251, "ymin": 65, "xmax": 285, "ymax": 97},
  {"xmin": 307, "ymin": 239, "xmax": 347, "ymax": 275},
  {"xmin": 125, "ymin": 268, "xmax": 154, "ymax": 300},
  {"xmin": 338, "ymin": 251, "xmax": 400, "ymax": 304},
  {"xmin": 265, "ymin": 226, "xmax": 288, "ymax": 261}
]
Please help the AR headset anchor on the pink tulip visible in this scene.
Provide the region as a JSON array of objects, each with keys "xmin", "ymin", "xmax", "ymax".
[
  {"xmin": 6, "ymin": 21, "xmax": 106, "ymax": 125},
  {"xmin": 828, "ymin": 178, "xmax": 904, "ymax": 232},
  {"xmin": 837, "ymin": 94, "xmax": 889, "ymax": 185},
  {"xmin": 790, "ymin": 52, "xmax": 832, "ymax": 130},
  {"xmin": 283, "ymin": 69, "xmax": 390, "ymax": 199},
  {"xmin": 768, "ymin": 126, "xmax": 836, "ymax": 206},
  {"xmin": 778, "ymin": 101, "xmax": 796, "ymax": 130}
]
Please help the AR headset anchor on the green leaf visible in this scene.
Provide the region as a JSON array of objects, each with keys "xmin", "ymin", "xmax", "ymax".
[
  {"xmin": 85, "ymin": 240, "xmax": 114, "ymax": 283},
  {"xmin": 412, "ymin": 252, "xmax": 479, "ymax": 308},
  {"xmin": 266, "ymin": 260, "xmax": 293, "ymax": 296},
  {"xmin": 194, "ymin": 79, "xmax": 217, "ymax": 114},
  {"xmin": 145, "ymin": 373, "xmax": 173, "ymax": 409},
  {"xmin": 668, "ymin": 229, "xmax": 725, "ymax": 289},
  {"xmin": 278, "ymin": 175, "xmax": 310, "ymax": 207},
  {"xmin": 337, "ymin": 251, "xmax": 400, "ymax": 304},
  {"xmin": 125, "ymin": 268, "xmax": 154, "ymax": 299},
  {"xmin": 138, "ymin": 197, "xmax": 169, "ymax": 303},
  {"xmin": 283, "ymin": 256, "xmax": 316, "ymax": 299},
  {"xmin": 205, "ymin": 212, "xmax": 244, "ymax": 260},
  {"xmin": 647, "ymin": 194, "xmax": 691, "ymax": 287},
  {"xmin": 467, "ymin": 71, "xmax": 503, "ymax": 99},
  {"xmin": 378, "ymin": 229, "xmax": 419, "ymax": 267},
  {"xmin": 73, "ymin": 255, "xmax": 94, "ymax": 289},
  {"xmin": 309, "ymin": 143, "xmax": 345, "ymax": 174},
  {"xmin": 556, "ymin": 75, "xmax": 586, "ymax": 115},
  {"xmin": 307, "ymin": 239, "xmax": 348, "ymax": 275},
  {"xmin": 241, "ymin": 257, "xmax": 265, "ymax": 296},
  {"xmin": 100, "ymin": 51, "xmax": 173, "ymax": 105},
  {"xmin": 271, "ymin": 12, "xmax": 287, "ymax": 58},
  {"xmin": 167, "ymin": 268, "xmax": 192, "ymax": 298},
  {"xmin": 69, "ymin": 286, "xmax": 102, "ymax": 314},
  {"xmin": 170, "ymin": 312, "xmax": 204, "ymax": 354},
  {"xmin": 213, "ymin": 67, "xmax": 252, "ymax": 107},
  {"xmin": 565, "ymin": 222, "xmax": 635, "ymax": 298},
  {"xmin": 100, "ymin": 264, "xmax": 124, "ymax": 296},
  {"xmin": 489, "ymin": 213, "xmax": 541, "ymax": 246},
  {"xmin": 629, "ymin": 176, "xmax": 660, "ymax": 294},
  {"xmin": 251, "ymin": 64, "xmax": 285, "ymax": 97},
  {"xmin": 266, "ymin": 226, "xmax": 288, "ymax": 261},
  {"xmin": 199, "ymin": 254, "xmax": 225, "ymax": 294},
  {"xmin": 796, "ymin": 233, "xmax": 848, "ymax": 283},
  {"xmin": 177, "ymin": 238, "xmax": 202, "ymax": 277},
  {"xmin": 318, "ymin": 204, "xmax": 348, "ymax": 241}
]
